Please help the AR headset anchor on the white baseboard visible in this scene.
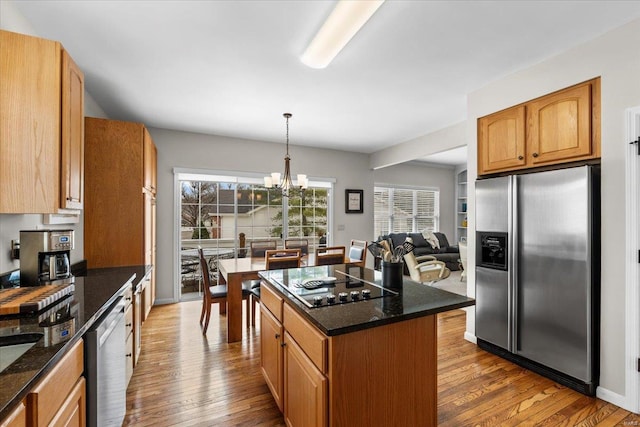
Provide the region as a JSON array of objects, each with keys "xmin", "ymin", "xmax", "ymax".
[
  {"xmin": 464, "ymin": 331, "xmax": 477, "ymax": 344},
  {"xmin": 596, "ymin": 386, "xmax": 638, "ymax": 413},
  {"xmin": 153, "ymin": 298, "xmax": 177, "ymax": 305}
]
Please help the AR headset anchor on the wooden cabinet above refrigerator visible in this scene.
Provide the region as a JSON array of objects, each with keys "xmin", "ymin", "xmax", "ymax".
[{"xmin": 478, "ymin": 77, "xmax": 600, "ymax": 176}]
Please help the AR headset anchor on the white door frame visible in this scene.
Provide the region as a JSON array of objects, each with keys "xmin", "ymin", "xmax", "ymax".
[{"xmin": 625, "ymin": 106, "xmax": 640, "ymax": 413}]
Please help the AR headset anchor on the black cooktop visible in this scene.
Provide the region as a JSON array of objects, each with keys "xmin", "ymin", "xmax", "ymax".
[{"xmin": 286, "ymin": 268, "xmax": 398, "ymax": 308}]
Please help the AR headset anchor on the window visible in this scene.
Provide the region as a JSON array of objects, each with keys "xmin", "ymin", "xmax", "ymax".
[
  {"xmin": 374, "ymin": 186, "xmax": 439, "ymax": 237},
  {"xmin": 177, "ymin": 171, "xmax": 332, "ymax": 298}
]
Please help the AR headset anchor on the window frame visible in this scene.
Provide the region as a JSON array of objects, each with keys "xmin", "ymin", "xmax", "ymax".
[
  {"xmin": 173, "ymin": 168, "xmax": 334, "ymax": 301},
  {"xmin": 373, "ymin": 184, "xmax": 440, "ymax": 237}
]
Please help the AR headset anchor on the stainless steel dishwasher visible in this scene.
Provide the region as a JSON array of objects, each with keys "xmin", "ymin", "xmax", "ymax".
[{"xmin": 85, "ymin": 296, "xmax": 126, "ymax": 427}]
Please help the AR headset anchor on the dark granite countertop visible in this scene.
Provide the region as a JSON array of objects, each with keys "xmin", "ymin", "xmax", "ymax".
[
  {"xmin": 0, "ymin": 265, "xmax": 151, "ymax": 420},
  {"xmin": 258, "ymin": 264, "xmax": 475, "ymax": 336}
]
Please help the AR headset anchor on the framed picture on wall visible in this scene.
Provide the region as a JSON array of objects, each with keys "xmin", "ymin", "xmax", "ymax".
[{"xmin": 345, "ymin": 189, "xmax": 363, "ymax": 214}]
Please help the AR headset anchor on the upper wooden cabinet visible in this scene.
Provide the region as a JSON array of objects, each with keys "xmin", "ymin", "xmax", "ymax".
[
  {"xmin": 60, "ymin": 50, "xmax": 85, "ymax": 210},
  {"xmin": 0, "ymin": 30, "xmax": 84, "ymax": 213},
  {"xmin": 477, "ymin": 78, "xmax": 600, "ymax": 176},
  {"xmin": 478, "ymin": 105, "xmax": 526, "ymax": 174},
  {"xmin": 84, "ymin": 117, "xmax": 157, "ymax": 268},
  {"xmin": 143, "ymin": 127, "xmax": 157, "ymax": 194}
]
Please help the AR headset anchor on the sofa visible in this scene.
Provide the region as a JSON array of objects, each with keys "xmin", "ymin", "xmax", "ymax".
[{"xmin": 378, "ymin": 232, "xmax": 460, "ymax": 272}]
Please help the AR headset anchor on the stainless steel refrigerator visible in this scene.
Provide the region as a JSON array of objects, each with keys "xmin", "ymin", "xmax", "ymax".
[{"xmin": 475, "ymin": 165, "xmax": 600, "ymax": 395}]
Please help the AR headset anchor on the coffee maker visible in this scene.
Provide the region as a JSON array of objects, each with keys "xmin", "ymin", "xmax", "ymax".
[{"xmin": 20, "ymin": 230, "xmax": 74, "ymax": 286}]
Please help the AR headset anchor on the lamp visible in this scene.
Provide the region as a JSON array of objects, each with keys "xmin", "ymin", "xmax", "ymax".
[
  {"xmin": 264, "ymin": 113, "xmax": 308, "ymax": 197},
  {"xmin": 301, "ymin": 0, "xmax": 385, "ymax": 69}
]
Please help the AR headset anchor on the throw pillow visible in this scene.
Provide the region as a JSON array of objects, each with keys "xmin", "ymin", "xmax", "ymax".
[{"xmin": 421, "ymin": 230, "xmax": 440, "ymax": 249}]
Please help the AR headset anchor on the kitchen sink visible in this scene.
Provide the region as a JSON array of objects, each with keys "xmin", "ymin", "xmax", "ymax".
[{"xmin": 0, "ymin": 333, "xmax": 43, "ymax": 372}]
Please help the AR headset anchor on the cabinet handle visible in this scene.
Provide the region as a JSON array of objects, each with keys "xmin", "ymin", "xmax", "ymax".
[
  {"xmin": 126, "ymin": 353, "xmax": 132, "ymax": 358},
  {"xmin": 275, "ymin": 333, "xmax": 280, "ymax": 339},
  {"xmin": 280, "ymin": 343, "xmax": 287, "ymax": 348},
  {"xmin": 532, "ymin": 152, "xmax": 539, "ymax": 158},
  {"xmin": 126, "ymin": 323, "xmax": 132, "ymax": 327},
  {"xmin": 125, "ymin": 297, "xmax": 132, "ymax": 301},
  {"xmin": 518, "ymin": 155, "xmax": 524, "ymax": 160}
]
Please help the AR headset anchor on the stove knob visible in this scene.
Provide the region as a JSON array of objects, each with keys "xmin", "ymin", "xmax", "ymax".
[
  {"xmin": 313, "ymin": 296, "xmax": 324, "ymax": 306},
  {"xmin": 350, "ymin": 290, "xmax": 360, "ymax": 300},
  {"xmin": 326, "ymin": 294, "xmax": 336, "ymax": 304},
  {"xmin": 362, "ymin": 289, "xmax": 371, "ymax": 299},
  {"xmin": 338, "ymin": 292, "xmax": 349, "ymax": 302}
]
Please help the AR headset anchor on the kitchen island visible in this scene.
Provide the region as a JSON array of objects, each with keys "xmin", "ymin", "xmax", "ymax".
[
  {"xmin": 0, "ymin": 265, "xmax": 151, "ymax": 423},
  {"xmin": 258, "ymin": 264, "xmax": 475, "ymax": 427}
]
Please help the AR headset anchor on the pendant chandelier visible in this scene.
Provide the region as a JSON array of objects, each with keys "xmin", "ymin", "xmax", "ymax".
[{"xmin": 264, "ymin": 113, "xmax": 308, "ymax": 197}]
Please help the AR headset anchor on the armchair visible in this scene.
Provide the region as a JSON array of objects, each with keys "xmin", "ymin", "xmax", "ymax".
[{"xmin": 403, "ymin": 251, "xmax": 451, "ymax": 285}]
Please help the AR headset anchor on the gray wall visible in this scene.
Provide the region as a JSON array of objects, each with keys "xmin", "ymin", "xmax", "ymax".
[
  {"xmin": 150, "ymin": 127, "xmax": 376, "ymax": 303},
  {"xmin": 372, "ymin": 162, "xmax": 457, "ymax": 241}
]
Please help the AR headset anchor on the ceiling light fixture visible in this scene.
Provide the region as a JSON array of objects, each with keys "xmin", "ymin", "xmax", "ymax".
[
  {"xmin": 301, "ymin": 0, "xmax": 385, "ymax": 69},
  {"xmin": 264, "ymin": 113, "xmax": 308, "ymax": 197}
]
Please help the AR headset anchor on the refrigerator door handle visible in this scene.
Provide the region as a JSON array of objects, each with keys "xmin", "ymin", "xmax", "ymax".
[{"xmin": 509, "ymin": 175, "xmax": 518, "ymax": 353}]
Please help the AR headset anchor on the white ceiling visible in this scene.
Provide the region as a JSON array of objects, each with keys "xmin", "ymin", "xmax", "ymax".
[{"xmin": 12, "ymin": 1, "xmax": 640, "ymax": 158}]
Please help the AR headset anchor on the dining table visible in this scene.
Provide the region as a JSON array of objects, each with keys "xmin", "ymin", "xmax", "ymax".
[{"xmin": 218, "ymin": 254, "xmax": 354, "ymax": 343}]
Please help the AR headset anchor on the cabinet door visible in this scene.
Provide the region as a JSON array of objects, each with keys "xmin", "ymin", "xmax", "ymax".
[
  {"xmin": 0, "ymin": 401, "xmax": 26, "ymax": 427},
  {"xmin": 48, "ymin": 377, "xmax": 85, "ymax": 427},
  {"xmin": 283, "ymin": 333, "xmax": 327, "ymax": 427},
  {"xmin": 260, "ymin": 306, "xmax": 284, "ymax": 411},
  {"xmin": 0, "ymin": 30, "xmax": 61, "ymax": 213},
  {"xmin": 478, "ymin": 105, "xmax": 526, "ymax": 175},
  {"xmin": 143, "ymin": 128, "xmax": 157, "ymax": 194},
  {"xmin": 60, "ymin": 49, "xmax": 84, "ymax": 210},
  {"xmin": 527, "ymin": 81, "xmax": 594, "ymax": 165}
]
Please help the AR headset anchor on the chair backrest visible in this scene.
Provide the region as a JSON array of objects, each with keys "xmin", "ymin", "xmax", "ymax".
[
  {"xmin": 403, "ymin": 251, "xmax": 421, "ymax": 282},
  {"xmin": 459, "ymin": 241, "xmax": 467, "ymax": 270},
  {"xmin": 348, "ymin": 239, "xmax": 367, "ymax": 267},
  {"xmin": 265, "ymin": 249, "xmax": 302, "ymax": 270},
  {"xmin": 250, "ymin": 240, "xmax": 278, "ymax": 258},
  {"xmin": 284, "ymin": 239, "xmax": 309, "ymax": 255},
  {"xmin": 198, "ymin": 248, "xmax": 212, "ymax": 304},
  {"xmin": 315, "ymin": 246, "xmax": 346, "ymax": 266}
]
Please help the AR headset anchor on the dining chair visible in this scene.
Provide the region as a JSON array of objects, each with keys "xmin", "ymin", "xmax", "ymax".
[
  {"xmin": 198, "ymin": 247, "xmax": 252, "ymax": 334},
  {"xmin": 244, "ymin": 240, "xmax": 279, "ymax": 296},
  {"xmin": 348, "ymin": 239, "xmax": 367, "ymax": 268},
  {"xmin": 315, "ymin": 246, "xmax": 346, "ymax": 266},
  {"xmin": 284, "ymin": 239, "xmax": 309, "ymax": 256},
  {"xmin": 250, "ymin": 240, "xmax": 278, "ymax": 258},
  {"xmin": 248, "ymin": 248, "xmax": 302, "ymax": 326}
]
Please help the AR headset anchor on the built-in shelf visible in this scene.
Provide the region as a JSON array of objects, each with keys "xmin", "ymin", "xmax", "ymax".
[{"xmin": 456, "ymin": 169, "xmax": 467, "ymax": 243}]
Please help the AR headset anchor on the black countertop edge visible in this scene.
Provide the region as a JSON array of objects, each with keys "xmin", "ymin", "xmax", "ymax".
[
  {"xmin": 0, "ymin": 265, "xmax": 151, "ymax": 420},
  {"xmin": 258, "ymin": 266, "xmax": 475, "ymax": 337},
  {"xmin": 319, "ymin": 300, "xmax": 476, "ymax": 336}
]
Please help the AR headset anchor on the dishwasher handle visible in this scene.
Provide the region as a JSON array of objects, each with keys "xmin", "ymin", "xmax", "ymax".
[{"xmin": 97, "ymin": 297, "xmax": 125, "ymax": 348}]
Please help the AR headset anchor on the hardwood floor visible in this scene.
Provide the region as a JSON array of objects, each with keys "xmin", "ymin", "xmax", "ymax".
[{"xmin": 124, "ymin": 302, "xmax": 640, "ymax": 426}]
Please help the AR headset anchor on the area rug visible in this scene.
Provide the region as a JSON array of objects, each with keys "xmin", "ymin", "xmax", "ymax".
[{"xmin": 428, "ymin": 270, "xmax": 468, "ymax": 296}]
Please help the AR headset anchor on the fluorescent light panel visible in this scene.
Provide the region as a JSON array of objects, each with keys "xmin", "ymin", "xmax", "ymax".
[{"xmin": 301, "ymin": 0, "xmax": 385, "ymax": 69}]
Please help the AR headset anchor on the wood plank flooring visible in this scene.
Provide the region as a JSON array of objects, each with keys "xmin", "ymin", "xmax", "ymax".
[{"xmin": 124, "ymin": 302, "xmax": 640, "ymax": 426}]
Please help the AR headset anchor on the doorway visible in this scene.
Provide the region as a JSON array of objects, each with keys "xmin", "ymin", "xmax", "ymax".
[{"xmin": 625, "ymin": 106, "xmax": 640, "ymax": 413}]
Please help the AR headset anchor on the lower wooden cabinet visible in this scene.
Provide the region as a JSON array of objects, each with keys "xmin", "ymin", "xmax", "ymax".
[
  {"xmin": 260, "ymin": 281, "xmax": 438, "ymax": 427},
  {"xmin": 26, "ymin": 339, "xmax": 85, "ymax": 427},
  {"xmin": 260, "ymin": 306, "xmax": 284, "ymax": 411},
  {"xmin": 283, "ymin": 332, "xmax": 327, "ymax": 427},
  {"xmin": 0, "ymin": 402, "xmax": 26, "ymax": 427},
  {"xmin": 47, "ymin": 377, "xmax": 85, "ymax": 427}
]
